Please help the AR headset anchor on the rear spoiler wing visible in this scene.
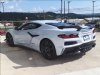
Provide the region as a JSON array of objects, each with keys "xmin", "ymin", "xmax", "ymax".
[{"xmin": 57, "ymin": 26, "xmax": 82, "ymax": 31}]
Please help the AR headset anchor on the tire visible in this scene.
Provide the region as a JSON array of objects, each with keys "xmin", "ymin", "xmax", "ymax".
[
  {"xmin": 6, "ymin": 33, "xmax": 15, "ymax": 47},
  {"xmin": 40, "ymin": 39, "xmax": 57, "ymax": 60}
]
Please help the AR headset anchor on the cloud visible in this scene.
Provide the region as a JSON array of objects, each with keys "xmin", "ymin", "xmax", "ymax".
[
  {"xmin": 4, "ymin": 0, "xmax": 24, "ymax": 12},
  {"xmin": 6, "ymin": 5, "xmax": 15, "ymax": 12},
  {"xmin": 8, "ymin": 5, "xmax": 14, "ymax": 9},
  {"xmin": 32, "ymin": 7, "xmax": 43, "ymax": 13},
  {"xmin": 15, "ymin": 3, "xmax": 18, "ymax": 7},
  {"xmin": 47, "ymin": 7, "xmax": 60, "ymax": 13},
  {"xmin": 0, "ymin": 0, "xmax": 22, "ymax": 1},
  {"xmin": 50, "ymin": 7, "xmax": 56, "ymax": 10},
  {"xmin": 17, "ymin": 8, "xmax": 24, "ymax": 12}
]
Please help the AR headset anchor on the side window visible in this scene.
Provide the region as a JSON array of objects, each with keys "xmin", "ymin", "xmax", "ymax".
[
  {"xmin": 33, "ymin": 23, "xmax": 41, "ymax": 28},
  {"xmin": 22, "ymin": 23, "xmax": 41, "ymax": 30}
]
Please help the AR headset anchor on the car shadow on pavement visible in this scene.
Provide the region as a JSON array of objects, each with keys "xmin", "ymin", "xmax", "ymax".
[{"xmin": 1, "ymin": 42, "xmax": 85, "ymax": 69}]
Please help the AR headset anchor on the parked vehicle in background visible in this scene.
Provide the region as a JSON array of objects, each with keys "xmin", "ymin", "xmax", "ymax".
[
  {"xmin": 0, "ymin": 29, "xmax": 6, "ymax": 35},
  {"xmin": 6, "ymin": 20, "xmax": 96, "ymax": 60},
  {"xmin": 0, "ymin": 23, "xmax": 6, "ymax": 35},
  {"xmin": 85, "ymin": 23, "xmax": 96, "ymax": 29},
  {"xmin": 0, "ymin": 23, "xmax": 14, "ymax": 35}
]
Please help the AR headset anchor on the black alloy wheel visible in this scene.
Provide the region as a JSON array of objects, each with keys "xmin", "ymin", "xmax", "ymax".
[
  {"xmin": 6, "ymin": 33, "xmax": 15, "ymax": 46},
  {"xmin": 40, "ymin": 39, "xmax": 57, "ymax": 60}
]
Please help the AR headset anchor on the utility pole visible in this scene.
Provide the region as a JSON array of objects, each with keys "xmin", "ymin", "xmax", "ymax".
[
  {"xmin": 64, "ymin": 0, "xmax": 65, "ymax": 19},
  {"xmin": 92, "ymin": 1, "xmax": 95, "ymax": 22},
  {"xmin": 61, "ymin": 0, "xmax": 63, "ymax": 21}
]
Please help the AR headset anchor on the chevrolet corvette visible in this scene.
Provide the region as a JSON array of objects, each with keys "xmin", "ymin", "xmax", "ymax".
[{"xmin": 6, "ymin": 20, "xmax": 96, "ymax": 59}]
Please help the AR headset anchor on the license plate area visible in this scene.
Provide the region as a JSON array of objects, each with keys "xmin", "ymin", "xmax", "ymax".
[{"xmin": 83, "ymin": 35, "xmax": 90, "ymax": 41}]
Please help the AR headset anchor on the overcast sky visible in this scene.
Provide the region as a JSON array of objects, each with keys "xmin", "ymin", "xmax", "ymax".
[{"xmin": 0, "ymin": 0, "xmax": 100, "ymax": 14}]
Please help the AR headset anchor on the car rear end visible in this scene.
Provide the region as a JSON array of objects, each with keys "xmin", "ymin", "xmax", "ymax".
[{"xmin": 57, "ymin": 26, "xmax": 96, "ymax": 55}]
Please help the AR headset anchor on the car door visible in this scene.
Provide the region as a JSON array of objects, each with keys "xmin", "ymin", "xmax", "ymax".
[
  {"xmin": 15, "ymin": 23, "xmax": 41, "ymax": 47},
  {"xmin": 14, "ymin": 23, "xmax": 31, "ymax": 45}
]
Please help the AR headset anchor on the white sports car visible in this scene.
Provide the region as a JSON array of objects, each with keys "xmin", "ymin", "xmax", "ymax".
[{"xmin": 6, "ymin": 20, "xmax": 96, "ymax": 59}]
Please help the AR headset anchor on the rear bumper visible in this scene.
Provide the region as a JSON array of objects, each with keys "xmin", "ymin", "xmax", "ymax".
[{"xmin": 62, "ymin": 41, "xmax": 96, "ymax": 54}]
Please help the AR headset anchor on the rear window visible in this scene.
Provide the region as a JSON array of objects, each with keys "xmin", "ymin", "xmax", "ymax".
[{"xmin": 46, "ymin": 22, "xmax": 74, "ymax": 27}]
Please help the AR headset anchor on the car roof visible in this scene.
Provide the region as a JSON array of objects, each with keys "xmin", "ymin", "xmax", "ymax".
[{"xmin": 31, "ymin": 20, "xmax": 61, "ymax": 24}]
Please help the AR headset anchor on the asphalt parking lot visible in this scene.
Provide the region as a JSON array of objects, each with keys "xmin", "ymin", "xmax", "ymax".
[{"xmin": 0, "ymin": 33, "xmax": 100, "ymax": 75}]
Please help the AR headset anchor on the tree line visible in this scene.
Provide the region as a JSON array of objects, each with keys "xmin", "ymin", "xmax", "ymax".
[{"xmin": 0, "ymin": 12, "xmax": 100, "ymax": 21}]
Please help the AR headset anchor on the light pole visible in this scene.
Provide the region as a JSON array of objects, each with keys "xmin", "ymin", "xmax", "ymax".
[
  {"xmin": 64, "ymin": 0, "xmax": 65, "ymax": 19},
  {"xmin": 0, "ymin": 2, "xmax": 6, "ymax": 30},
  {"xmin": 43, "ymin": 10, "xmax": 45, "ymax": 20},
  {"xmin": 92, "ymin": 1, "xmax": 95, "ymax": 22},
  {"xmin": 0, "ymin": 2, "xmax": 1, "ymax": 12},
  {"xmin": 1, "ymin": 2, "xmax": 4, "ymax": 12},
  {"xmin": 68, "ymin": 1, "xmax": 70, "ymax": 15},
  {"xmin": 25, "ymin": 17, "xmax": 28, "ymax": 23},
  {"xmin": 61, "ymin": 0, "xmax": 63, "ymax": 21},
  {"xmin": 67, "ymin": 1, "xmax": 70, "ymax": 23}
]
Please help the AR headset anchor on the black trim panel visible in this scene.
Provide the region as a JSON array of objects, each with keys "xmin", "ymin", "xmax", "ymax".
[{"xmin": 27, "ymin": 32, "xmax": 39, "ymax": 37}]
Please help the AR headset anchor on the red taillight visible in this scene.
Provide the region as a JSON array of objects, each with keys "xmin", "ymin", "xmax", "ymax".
[
  {"xmin": 58, "ymin": 34, "xmax": 78, "ymax": 39},
  {"xmin": 93, "ymin": 28, "xmax": 96, "ymax": 33}
]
